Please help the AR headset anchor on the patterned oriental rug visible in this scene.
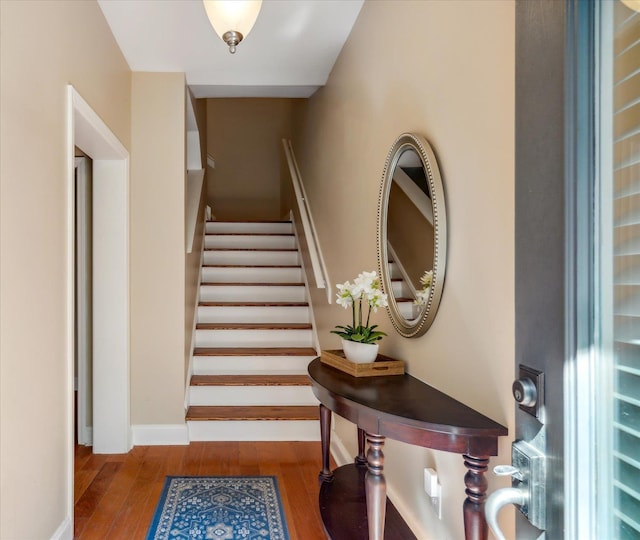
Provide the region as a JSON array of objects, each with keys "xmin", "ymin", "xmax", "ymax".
[{"xmin": 146, "ymin": 476, "xmax": 290, "ymax": 540}]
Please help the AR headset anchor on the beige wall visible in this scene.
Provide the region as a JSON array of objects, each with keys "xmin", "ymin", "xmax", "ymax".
[
  {"xmin": 185, "ymin": 97, "xmax": 208, "ymax": 379},
  {"xmin": 291, "ymin": 1, "xmax": 515, "ymax": 538},
  {"xmin": 130, "ymin": 72, "xmax": 186, "ymax": 426},
  {"xmin": 0, "ymin": 1, "xmax": 131, "ymax": 537},
  {"xmin": 207, "ymin": 98, "xmax": 294, "ymax": 220}
]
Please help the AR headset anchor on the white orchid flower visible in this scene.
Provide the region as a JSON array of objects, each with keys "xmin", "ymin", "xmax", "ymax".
[
  {"xmin": 336, "ymin": 281, "xmax": 354, "ymax": 308},
  {"xmin": 420, "ymin": 270, "xmax": 433, "ymax": 288}
]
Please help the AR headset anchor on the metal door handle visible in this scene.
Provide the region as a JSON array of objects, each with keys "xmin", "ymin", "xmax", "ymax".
[{"xmin": 485, "ymin": 486, "xmax": 528, "ymax": 540}]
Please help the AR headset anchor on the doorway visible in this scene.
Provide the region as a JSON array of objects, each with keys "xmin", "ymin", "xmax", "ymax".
[{"xmin": 75, "ymin": 154, "xmax": 93, "ymax": 446}]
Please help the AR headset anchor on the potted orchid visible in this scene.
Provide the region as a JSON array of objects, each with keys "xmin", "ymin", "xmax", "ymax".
[
  {"xmin": 414, "ymin": 270, "xmax": 433, "ymax": 306},
  {"xmin": 331, "ymin": 270, "xmax": 388, "ymax": 363}
]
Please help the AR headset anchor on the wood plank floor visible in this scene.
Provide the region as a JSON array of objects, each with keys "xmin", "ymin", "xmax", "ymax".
[{"xmin": 74, "ymin": 442, "xmax": 336, "ymax": 540}]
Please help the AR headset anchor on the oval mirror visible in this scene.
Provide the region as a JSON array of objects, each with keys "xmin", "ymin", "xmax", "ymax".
[{"xmin": 377, "ymin": 133, "xmax": 447, "ymax": 338}]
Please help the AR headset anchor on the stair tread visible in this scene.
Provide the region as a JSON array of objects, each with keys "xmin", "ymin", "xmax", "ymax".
[
  {"xmin": 194, "ymin": 347, "xmax": 317, "ymax": 357},
  {"xmin": 203, "ymin": 264, "xmax": 301, "ymax": 268},
  {"xmin": 206, "ymin": 233, "xmax": 294, "ymax": 237},
  {"xmin": 197, "ymin": 323, "xmax": 312, "ymax": 330},
  {"xmin": 205, "ymin": 248, "xmax": 298, "ymax": 252},
  {"xmin": 199, "ymin": 301, "xmax": 309, "ymax": 307},
  {"xmin": 200, "ymin": 282, "xmax": 304, "ymax": 287},
  {"xmin": 207, "ymin": 220, "xmax": 292, "ymax": 224},
  {"xmin": 186, "ymin": 405, "xmax": 319, "ymax": 421},
  {"xmin": 190, "ymin": 375, "xmax": 311, "ymax": 386}
]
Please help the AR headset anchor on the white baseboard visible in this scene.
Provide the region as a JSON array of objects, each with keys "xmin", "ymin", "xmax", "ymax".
[
  {"xmin": 132, "ymin": 424, "xmax": 189, "ymax": 446},
  {"xmin": 50, "ymin": 516, "xmax": 72, "ymax": 540},
  {"xmin": 330, "ymin": 429, "xmax": 426, "ymax": 539}
]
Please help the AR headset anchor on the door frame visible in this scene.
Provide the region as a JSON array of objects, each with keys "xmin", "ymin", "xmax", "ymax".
[{"xmin": 65, "ymin": 86, "xmax": 131, "ymax": 515}]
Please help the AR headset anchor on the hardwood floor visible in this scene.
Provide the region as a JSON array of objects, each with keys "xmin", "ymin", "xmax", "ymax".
[{"xmin": 74, "ymin": 441, "xmax": 335, "ymax": 539}]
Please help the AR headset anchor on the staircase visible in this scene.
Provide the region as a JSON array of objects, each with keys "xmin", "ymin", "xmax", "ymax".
[
  {"xmin": 186, "ymin": 220, "xmax": 321, "ymax": 441},
  {"xmin": 387, "ymin": 259, "xmax": 421, "ymax": 320}
]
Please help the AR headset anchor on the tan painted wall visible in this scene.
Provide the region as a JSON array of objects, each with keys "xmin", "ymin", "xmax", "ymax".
[
  {"xmin": 206, "ymin": 98, "xmax": 294, "ymax": 220},
  {"xmin": 130, "ymin": 72, "xmax": 186, "ymax": 425},
  {"xmin": 185, "ymin": 97, "xmax": 208, "ymax": 380},
  {"xmin": 291, "ymin": 1, "xmax": 515, "ymax": 538},
  {"xmin": 0, "ymin": 1, "xmax": 131, "ymax": 537}
]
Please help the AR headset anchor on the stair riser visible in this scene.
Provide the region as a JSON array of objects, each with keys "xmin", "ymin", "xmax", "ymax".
[
  {"xmin": 195, "ymin": 329, "xmax": 313, "ymax": 347},
  {"xmin": 204, "ymin": 251, "xmax": 299, "ymax": 266},
  {"xmin": 205, "ymin": 235, "xmax": 296, "ymax": 250},
  {"xmin": 206, "ymin": 222, "xmax": 293, "ymax": 235},
  {"xmin": 392, "ymin": 280, "xmax": 411, "ymax": 297},
  {"xmin": 197, "ymin": 305, "xmax": 310, "ymax": 324},
  {"xmin": 193, "ymin": 355, "xmax": 315, "ymax": 375},
  {"xmin": 199, "ymin": 285, "xmax": 306, "ymax": 303},
  {"xmin": 189, "ymin": 386, "xmax": 317, "ymax": 406},
  {"xmin": 398, "ymin": 301, "xmax": 420, "ymax": 320},
  {"xmin": 201, "ymin": 266, "xmax": 303, "ymax": 284},
  {"xmin": 188, "ymin": 420, "xmax": 320, "ymax": 441}
]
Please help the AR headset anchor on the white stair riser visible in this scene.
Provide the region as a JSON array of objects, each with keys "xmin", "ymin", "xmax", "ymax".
[
  {"xmin": 193, "ymin": 355, "xmax": 315, "ymax": 375},
  {"xmin": 188, "ymin": 420, "xmax": 320, "ymax": 441},
  {"xmin": 200, "ymin": 285, "xmax": 306, "ymax": 303},
  {"xmin": 205, "ymin": 235, "xmax": 296, "ymax": 250},
  {"xmin": 195, "ymin": 329, "xmax": 313, "ymax": 347},
  {"xmin": 206, "ymin": 222, "xmax": 293, "ymax": 235},
  {"xmin": 197, "ymin": 305, "xmax": 310, "ymax": 324},
  {"xmin": 202, "ymin": 266, "xmax": 302, "ymax": 284},
  {"xmin": 392, "ymin": 280, "xmax": 411, "ymax": 297},
  {"xmin": 189, "ymin": 386, "xmax": 317, "ymax": 406},
  {"xmin": 204, "ymin": 250, "xmax": 299, "ymax": 266},
  {"xmin": 388, "ymin": 262, "xmax": 402, "ymax": 279},
  {"xmin": 398, "ymin": 301, "xmax": 420, "ymax": 320}
]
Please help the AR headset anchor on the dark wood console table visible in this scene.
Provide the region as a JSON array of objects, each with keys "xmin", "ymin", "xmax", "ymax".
[{"xmin": 307, "ymin": 358, "xmax": 508, "ymax": 540}]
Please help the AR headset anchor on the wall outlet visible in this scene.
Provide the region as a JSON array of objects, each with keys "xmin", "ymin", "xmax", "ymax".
[{"xmin": 424, "ymin": 468, "xmax": 442, "ymax": 519}]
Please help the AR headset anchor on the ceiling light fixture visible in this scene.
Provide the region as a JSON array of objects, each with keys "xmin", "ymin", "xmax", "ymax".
[{"xmin": 203, "ymin": 0, "xmax": 262, "ymax": 54}]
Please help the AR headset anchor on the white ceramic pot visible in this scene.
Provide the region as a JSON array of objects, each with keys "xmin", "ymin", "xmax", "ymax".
[{"xmin": 341, "ymin": 339, "xmax": 379, "ymax": 364}]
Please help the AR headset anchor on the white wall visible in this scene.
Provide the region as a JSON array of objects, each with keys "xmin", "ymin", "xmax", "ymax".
[{"xmin": 291, "ymin": 1, "xmax": 515, "ymax": 538}]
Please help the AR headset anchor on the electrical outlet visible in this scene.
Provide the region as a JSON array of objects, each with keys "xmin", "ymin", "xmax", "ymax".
[{"xmin": 423, "ymin": 468, "xmax": 442, "ymax": 519}]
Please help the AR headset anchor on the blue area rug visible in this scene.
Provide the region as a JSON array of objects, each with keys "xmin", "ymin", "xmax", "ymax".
[{"xmin": 146, "ymin": 476, "xmax": 290, "ymax": 540}]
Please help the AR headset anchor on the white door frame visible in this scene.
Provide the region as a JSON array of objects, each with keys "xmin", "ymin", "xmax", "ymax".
[
  {"xmin": 75, "ymin": 156, "xmax": 92, "ymax": 446},
  {"xmin": 65, "ymin": 87, "xmax": 131, "ymax": 513}
]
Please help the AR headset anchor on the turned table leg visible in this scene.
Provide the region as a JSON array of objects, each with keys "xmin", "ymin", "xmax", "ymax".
[
  {"xmin": 318, "ymin": 404, "xmax": 334, "ymax": 483},
  {"xmin": 462, "ymin": 454, "xmax": 490, "ymax": 540},
  {"xmin": 365, "ymin": 433, "xmax": 386, "ymax": 540},
  {"xmin": 355, "ymin": 427, "xmax": 368, "ymax": 467}
]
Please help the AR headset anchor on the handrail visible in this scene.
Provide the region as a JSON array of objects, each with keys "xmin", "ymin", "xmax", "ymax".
[{"xmin": 282, "ymin": 139, "xmax": 332, "ymax": 304}]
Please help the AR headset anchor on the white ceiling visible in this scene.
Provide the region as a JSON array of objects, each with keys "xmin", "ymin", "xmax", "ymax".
[{"xmin": 97, "ymin": 0, "xmax": 364, "ymax": 98}]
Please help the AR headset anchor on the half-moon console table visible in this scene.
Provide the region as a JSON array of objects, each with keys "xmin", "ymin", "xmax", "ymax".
[{"xmin": 307, "ymin": 358, "xmax": 508, "ymax": 540}]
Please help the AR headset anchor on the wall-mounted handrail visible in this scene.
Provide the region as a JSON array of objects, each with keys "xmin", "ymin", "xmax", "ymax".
[{"xmin": 282, "ymin": 139, "xmax": 332, "ymax": 304}]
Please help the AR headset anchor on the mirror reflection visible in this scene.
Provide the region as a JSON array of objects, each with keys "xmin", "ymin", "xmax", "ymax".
[
  {"xmin": 386, "ymin": 148, "xmax": 434, "ymax": 322},
  {"xmin": 377, "ymin": 133, "xmax": 446, "ymax": 338}
]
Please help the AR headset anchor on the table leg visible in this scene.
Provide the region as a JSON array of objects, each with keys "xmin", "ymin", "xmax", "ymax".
[
  {"xmin": 365, "ymin": 433, "xmax": 386, "ymax": 540},
  {"xmin": 318, "ymin": 404, "xmax": 334, "ymax": 483},
  {"xmin": 462, "ymin": 454, "xmax": 489, "ymax": 540},
  {"xmin": 355, "ymin": 427, "xmax": 367, "ymax": 467}
]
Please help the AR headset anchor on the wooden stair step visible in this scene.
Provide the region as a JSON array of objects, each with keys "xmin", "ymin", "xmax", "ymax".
[
  {"xmin": 205, "ymin": 248, "xmax": 298, "ymax": 252},
  {"xmin": 190, "ymin": 375, "xmax": 311, "ymax": 386},
  {"xmin": 206, "ymin": 233, "xmax": 295, "ymax": 237},
  {"xmin": 202, "ymin": 264, "xmax": 301, "ymax": 268},
  {"xmin": 207, "ymin": 220, "xmax": 292, "ymax": 224},
  {"xmin": 194, "ymin": 347, "xmax": 317, "ymax": 357},
  {"xmin": 186, "ymin": 405, "xmax": 319, "ymax": 421},
  {"xmin": 196, "ymin": 323, "xmax": 312, "ymax": 330},
  {"xmin": 200, "ymin": 282, "xmax": 304, "ymax": 287},
  {"xmin": 199, "ymin": 301, "xmax": 309, "ymax": 307}
]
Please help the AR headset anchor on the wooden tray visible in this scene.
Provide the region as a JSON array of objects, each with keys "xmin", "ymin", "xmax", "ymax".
[{"xmin": 320, "ymin": 349, "xmax": 404, "ymax": 377}]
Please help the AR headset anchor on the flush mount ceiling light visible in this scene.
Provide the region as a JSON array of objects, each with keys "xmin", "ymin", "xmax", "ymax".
[
  {"xmin": 203, "ymin": 0, "xmax": 262, "ymax": 54},
  {"xmin": 621, "ymin": 0, "xmax": 640, "ymax": 11}
]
